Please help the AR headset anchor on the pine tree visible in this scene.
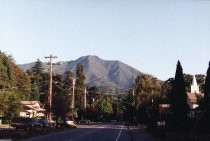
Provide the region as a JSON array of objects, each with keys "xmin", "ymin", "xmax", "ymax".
[
  {"xmin": 29, "ymin": 59, "xmax": 44, "ymax": 100},
  {"xmin": 31, "ymin": 59, "xmax": 44, "ymax": 74},
  {"xmin": 171, "ymin": 61, "xmax": 188, "ymax": 131}
]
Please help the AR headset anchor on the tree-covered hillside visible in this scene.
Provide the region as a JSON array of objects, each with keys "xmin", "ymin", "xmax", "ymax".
[{"xmin": 0, "ymin": 51, "xmax": 31, "ymax": 118}]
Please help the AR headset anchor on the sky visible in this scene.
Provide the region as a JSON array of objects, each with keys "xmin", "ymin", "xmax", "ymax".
[{"xmin": 0, "ymin": 0, "xmax": 210, "ymax": 81}]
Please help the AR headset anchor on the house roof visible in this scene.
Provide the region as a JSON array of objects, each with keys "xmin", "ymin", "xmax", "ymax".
[
  {"xmin": 21, "ymin": 101, "xmax": 46, "ymax": 112},
  {"xmin": 21, "ymin": 101, "xmax": 41, "ymax": 105},
  {"xmin": 187, "ymin": 92, "xmax": 204, "ymax": 104}
]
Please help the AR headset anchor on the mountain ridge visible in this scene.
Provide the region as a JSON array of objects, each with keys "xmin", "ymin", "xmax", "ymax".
[{"xmin": 18, "ymin": 55, "xmax": 141, "ymax": 88}]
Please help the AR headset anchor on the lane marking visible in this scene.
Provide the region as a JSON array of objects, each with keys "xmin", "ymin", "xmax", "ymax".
[
  {"xmin": 70, "ymin": 126, "xmax": 105, "ymax": 140},
  {"xmin": 115, "ymin": 124, "xmax": 124, "ymax": 141}
]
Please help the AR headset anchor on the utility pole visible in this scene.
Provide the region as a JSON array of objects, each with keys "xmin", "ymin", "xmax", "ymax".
[
  {"xmin": 71, "ymin": 78, "xmax": 76, "ymax": 109},
  {"xmin": 132, "ymin": 89, "xmax": 134, "ymax": 96},
  {"xmin": 84, "ymin": 87, "xmax": 87, "ymax": 109},
  {"xmin": 45, "ymin": 54, "xmax": 58, "ymax": 122}
]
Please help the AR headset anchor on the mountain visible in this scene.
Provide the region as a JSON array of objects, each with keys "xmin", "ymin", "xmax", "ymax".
[{"xmin": 18, "ymin": 55, "xmax": 141, "ymax": 88}]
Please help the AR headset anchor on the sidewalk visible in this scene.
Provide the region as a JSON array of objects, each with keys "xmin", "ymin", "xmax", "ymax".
[{"xmin": 129, "ymin": 126, "xmax": 157, "ymax": 141}]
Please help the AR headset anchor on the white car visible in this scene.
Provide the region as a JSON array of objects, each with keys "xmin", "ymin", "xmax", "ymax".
[{"xmin": 66, "ymin": 120, "xmax": 77, "ymax": 128}]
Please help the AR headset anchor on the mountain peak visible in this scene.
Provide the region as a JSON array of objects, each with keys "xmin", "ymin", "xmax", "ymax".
[
  {"xmin": 76, "ymin": 55, "xmax": 102, "ymax": 62},
  {"xmin": 18, "ymin": 56, "xmax": 141, "ymax": 88}
]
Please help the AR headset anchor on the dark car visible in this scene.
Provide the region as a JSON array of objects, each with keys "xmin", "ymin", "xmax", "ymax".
[
  {"xmin": 78, "ymin": 119, "xmax": 90, "ymax": 124},
  {"xmin": 11, "ymin": 117, "xmax": 42, "ymax": 131},
  {"xmin": 38, "ymin": 118, "xmax": 54, "ymax": 128}
]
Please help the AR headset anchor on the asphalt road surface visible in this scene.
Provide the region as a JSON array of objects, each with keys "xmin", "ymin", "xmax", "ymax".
[{"xmin": 23, "ymin": 123, "xmax": 131, "ymax": 141}]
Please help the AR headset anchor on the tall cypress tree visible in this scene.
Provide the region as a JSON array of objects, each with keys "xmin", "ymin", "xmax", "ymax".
[
  {"xmin": 193, "ymin": 62, "xmax": 210, "ymax": 131},
  {"xmin": 204, "ymin": 61, "xmax": 210, "ymax": 105},
  {"xmin": 171, "ymin": 61, "xmax": 188, "ymax": 131}
]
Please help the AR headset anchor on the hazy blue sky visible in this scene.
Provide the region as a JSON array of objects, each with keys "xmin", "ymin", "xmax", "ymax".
[{"xmin": 0, "ymin": 0, "xmax": 210, "ymax": 80}]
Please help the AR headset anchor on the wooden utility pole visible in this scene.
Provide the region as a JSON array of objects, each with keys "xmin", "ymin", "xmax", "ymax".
[
  {"xmin": 84, "ymin": 87, "xmax": 87, "ymax": 109},
  {"xmin": 71, "ymin": 78, "xmax": 76, "ymax": 109},
  {"xmin": 45, "ymin": 54, "xmax": 57, "ymax": 121}
]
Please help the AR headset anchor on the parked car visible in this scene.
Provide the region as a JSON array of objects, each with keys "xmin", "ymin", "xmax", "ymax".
[
  {"xmin": 78, "ymin": 119, "xmax": 90, "ymax": 124},
  {"xmin": 66, "ymin": 120, "xmax": 77, "ymax": 128},
  {"xmin": 11, "ymin": 117, "xmax": 42, "ymax": 131},
  {"xmin": 37, "ymin": 118, "xmax": 54, "ymax": 128}
]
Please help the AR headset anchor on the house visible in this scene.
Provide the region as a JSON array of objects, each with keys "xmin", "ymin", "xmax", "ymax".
[
  {"xmin": 20, "ymin": 101, "xmax": 46, "ymax": 118},
  {"xmin": 187, "ymin": 75, "xmax": 204, "ymax": 109}
]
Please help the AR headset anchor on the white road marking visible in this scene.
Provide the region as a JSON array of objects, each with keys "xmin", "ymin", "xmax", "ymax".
[{"xmin": 115, "ymin": 124, "xmax": 124, "ymax": 141}]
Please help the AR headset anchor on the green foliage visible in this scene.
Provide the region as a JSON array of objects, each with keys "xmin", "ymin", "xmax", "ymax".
[
  {"xmin": 184, "ymin": 74, "xmax": 193, "ymax": 93},
  {"xmin": 170, "ymin": 61, "xmax": 188, "ymax": 131},
  {"xmin": 75, "ymin": 63, "xmax": 86, "ymax": 109},
  {"xmin": 161, "ymin": 78, "xmax": 174, "ymax": 101},
  {"xmin": 122, "ymin": 73, "xmax": 161, "ymax": 124},
  {"xmin": 87, "ymin": 86, "xmax": 99, "ymax": 108},
  {"xmin": 53, "ymin": 95, "xmax": 70, "ymax": 121},
  {"xmin": 122, "ymin": 92, "xmax": 135, "ymax": 122},
  {"xmin": 5, "ymin": 94, "xmax": 22, "ymax": 118},
  {"xmin": 134, "ymin": 74, "xmax": 161, "ymax": 108},
  {"xmin": 31, "ymin": 59, "xmax": 44, "ymax": 74},
  {"xmin": 39, "ymin": 72, "xmax": 49, "ymax": 103},
  {"xmin": 195, "ymin": 74, "xmax": 205, "ymax": 93},
  {"xmin": 16, "ymin": 72, "xmax": 31, "ymax": 100},
  {"xmin": 0, "ymin": 52, "xmax": 14, "ymax": 89},
  {"xmin": 67, "ymin": 108, "xmax": 78, "ymax": 119},
  {"xmin": 0, "ymin": 51, "xmax": 30, "ymax": 117},
  {"xmin": 63, "ymin": 71, "xmax": 73, "ymax": 95},
  {"xmin": 0, "ymin": 91, "xmax": 21, "ymax": 118},
  {"xmin": 28, "ymin": 59, "xmax": 44, "ymax": 101},
  {"xmin": 96, "ymin": 95, "xmax": 113, "ymax": 116}
]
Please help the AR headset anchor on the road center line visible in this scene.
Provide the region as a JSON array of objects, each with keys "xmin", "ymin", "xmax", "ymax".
[{"xmin": 115, "ymin": 124, "xmax": 124, "ymax": 141}]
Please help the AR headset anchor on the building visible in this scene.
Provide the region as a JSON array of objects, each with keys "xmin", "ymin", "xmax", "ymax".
[
  {"xmin": 187, "ymin": 75, "xmax": 204, "ymax": 109},
  {"xmin": 20, "ymin": 101, "xmax": 46, "ymax": 118}
]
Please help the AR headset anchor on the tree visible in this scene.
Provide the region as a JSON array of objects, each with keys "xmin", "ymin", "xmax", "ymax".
[
  {"xmin": 28, "ymin": 59, "xmax": 44, "ymax": 100},
  {"xmin": 133, "ymin": 74, "xmax": 161, "ymax": 115},
  {"xmin": 16, "ymin": 71, "xmax": 31, "ymax": 100},
  {"xmin": 5, "ymin": 94, "xmax": 21, "ymax": 118},
  {"xmin": 183, "ymin": 74, "xmax": 193, "ymax": 93},
  {"xmin": 63, "ymin": 71, "xmax": 73, "ymax": 96},
  {"xmin": 0, "ymin": 51, "xmax": 30, "ymax": 117},
  {"xmin": 96, "ymin": 95, "xmax": 113, "ymax": 121},
  {"xmin": 52, "ymin": 74, "xmax": 65, "ymax": 117},
  {"xmin": 75, "ymin": 64, "xmax": 86, "ymax": 109},
  {"xmin": 86, "ymin": 86, "xmax": 99, "ymax": 108},
  {"xmin": 122, "ymin": 73, "xmax": 161, "ymax": 125},
  {"xmin": 122, "ymin": 92, "xmax": 135, "ymax": 123},
  {"xmin": 53, "ymin": 95, "xmax": 70, "ymax": 122},
  {"xmin": 170, "ymin": 61, "xmax": 188, "ymax": 131},
  {"xmin": 195, "ymin": 74, "xmax": 205, "ymax": 93},
  {"xmin": 62, "ymin": 71, "xmax": 74, "ymax": 117},
  {"xmin": 31, "ymin": 59, "xmax": 44, "ymax": 74},
  {"xmin": 204, "ymin": 62, "xmax": 210, "ymax": 104},
  {"xmin": 161, "ymin": 78, "xmax": 174, "ymax": 100},
  {"xmin": 39, "ymin": 72, "xmax": 49, "ymax": 102}
]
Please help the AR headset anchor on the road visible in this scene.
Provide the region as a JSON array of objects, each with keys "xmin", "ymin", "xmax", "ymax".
[{"xmin": 23, "ymin": 123, "xmax": 131, "ymax": 141}]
